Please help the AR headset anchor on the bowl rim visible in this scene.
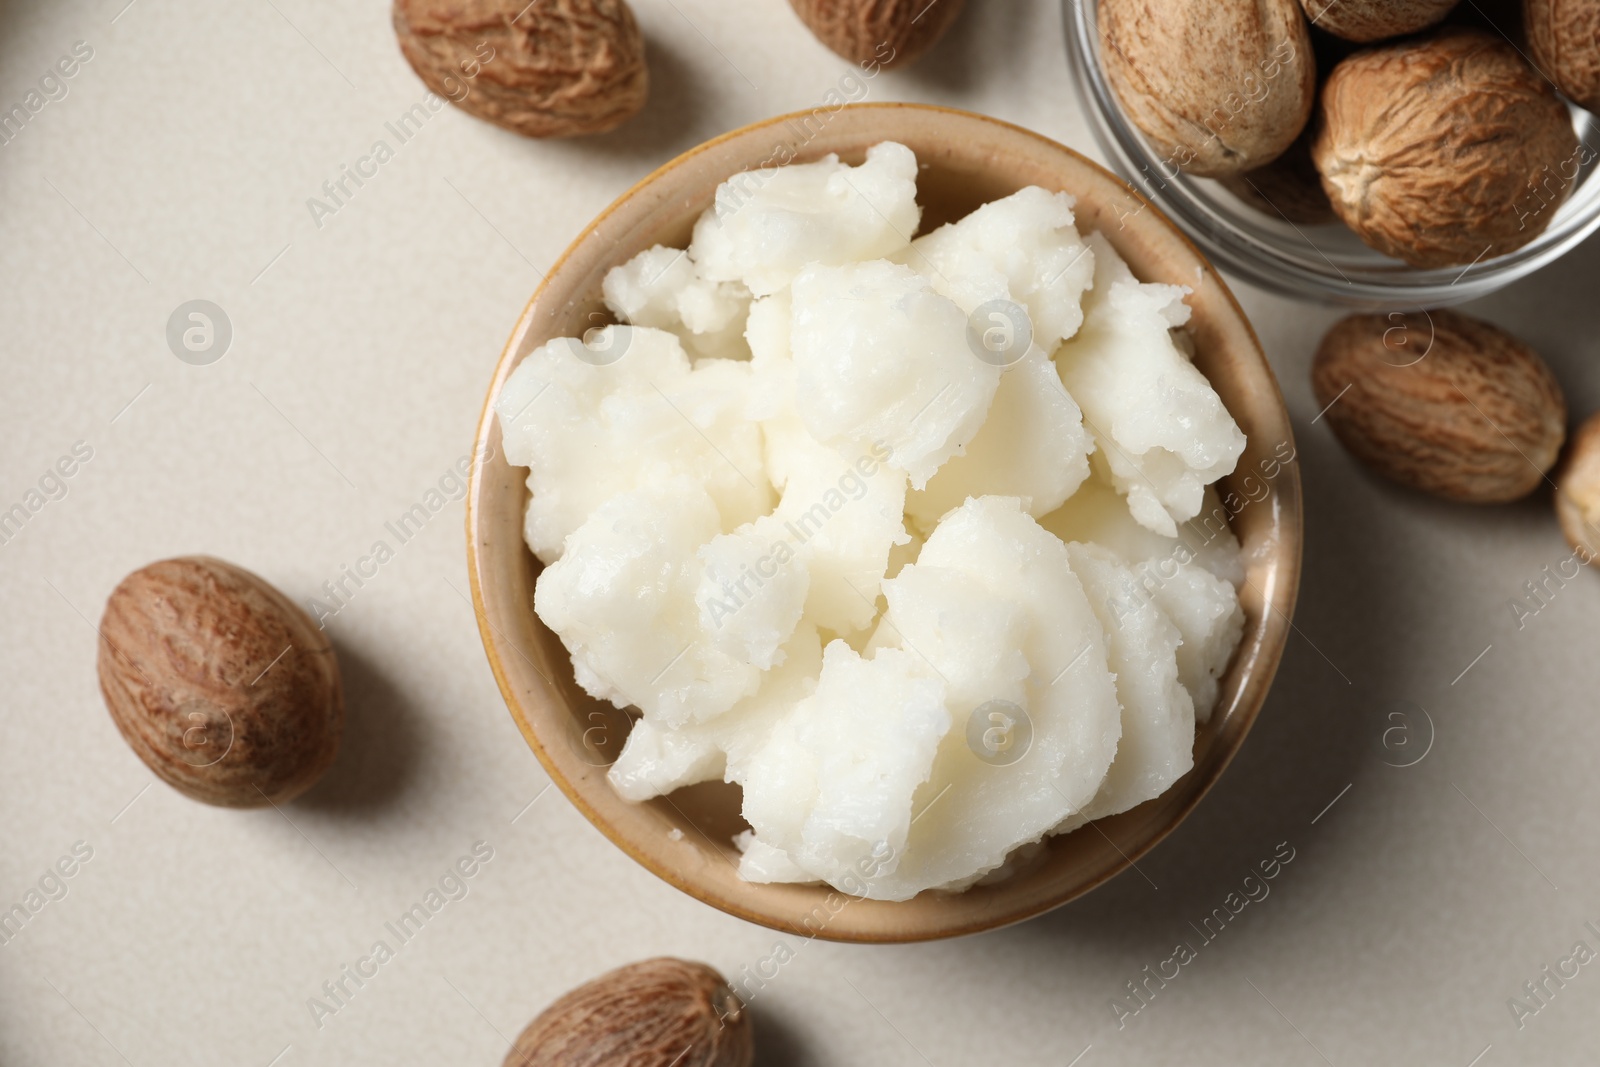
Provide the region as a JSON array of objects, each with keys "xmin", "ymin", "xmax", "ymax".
[{"xmin": 466, "ymin": 101, "xmax": 1304, "ymax": 942}]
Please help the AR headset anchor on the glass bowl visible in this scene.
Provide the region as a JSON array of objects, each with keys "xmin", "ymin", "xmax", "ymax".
[{"xmin": 1064, "ymin": 0, "xmax": 1600, "ymax": 308}]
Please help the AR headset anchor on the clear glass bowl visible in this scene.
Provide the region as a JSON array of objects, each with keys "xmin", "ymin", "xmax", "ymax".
[{"xmin": 1064, "ymin": 0, "xmax": 1600, "ymax": 308}]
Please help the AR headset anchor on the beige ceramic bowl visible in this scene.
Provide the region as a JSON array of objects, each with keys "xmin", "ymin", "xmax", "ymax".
[{"xmin": 467, "ymin": 103, "xmax": 1302, "ymax": 943}]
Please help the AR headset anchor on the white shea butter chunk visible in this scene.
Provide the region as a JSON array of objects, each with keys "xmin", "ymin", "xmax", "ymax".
[
  {"xmin": 1037, "ymin": 473, "xmax": 1154, "ymax": 554},
  {"xmin": 499, "ymin": 143, "xmax": 1256, "ymax": 898},
  {"xmin": 603, "ymin": 244, "xmax": 752, "ymax": 362},
  {"xmin": 494, "ymin": 327, "xmax": 771, "ymax": 563},
  {"xmin": 742, "ymin": 291, "xmax": 816, "ymax": 496},
  {"xmin": 610, "ymin": 625, "xmax": 823, "ymax": 802},
  {"xmin": 1148, "ymin": 566, "xmax": 1243, "ymax": 723},
  {"xmin": 1040, "ymin": 474, "xmax": 1244, "ymax": 583},
  {"xmin": 872, "ymin": 565, "xmax": 1031, "ymax": 707},
  {"xmin": 736, "ymin": 832, "xmax": 817, "ymax": 884},
  {"xmin": 744, "ymin": 291, "xmax": 794, "ymax": 423},
  {"xmin": 1040, "ymin": 476, "xmax": 1244, "ymax": 721},
  {"xmin": 758, "ymin": 405, "xmax": 811, "ymax": 495},
  {"xmin": 742, "ymin": 295, "xmax": 913, "ymax": 636},
  {"xmin": 695, "ymin": 513, "xmax": 810, "ymax": 671},
  {"xmin": 791, "ymin": 260, "xmax": 1000, "ymax": 489},
  {"xmin": 533, "ymin": 479, "xmax": 759, "ymax": 728},
  {"xmin": 743, "ymin": 297, "xmax": 913, "ymax": 637},
  {"xmin": 606, "ymin": 716, "xmax": 727, "ymax": 804},
  {"xmin": 690, "ymin": 142, "xmax": 921, "ymax": 297},
  {"xmin": 903, "ymin": 186, "xmax": 1096, "ymax": 350},
  {"xmin": 771, "ymin": 433, "xmax": 908, "ymax": 636},
  {"xmin": 1056, "ymin": 234, "xmax": 1245, "ymax": 537},
  {"xmin": 860, "ymin": 497, "xmax": 1123, "ymax": 899},
  {"xmin": 907, "ymin": 347, "xmax": 1092, "ymax": 529},
  {"xmin": 716, "ymin": 624, "xmax": 825, "ymax": 782},
  {"xmin": 739, "ymin": 642, "xmax": 950, "ymax": 888},
  {"xmin": 1062, "ymin": 542, "xmax": 1194, "ymax": 824}
]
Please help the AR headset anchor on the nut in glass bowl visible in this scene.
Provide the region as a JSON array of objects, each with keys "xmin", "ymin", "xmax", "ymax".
[{"xmin": 1065, "ymin": 0, "xmax": 1600, "ymax": 308}]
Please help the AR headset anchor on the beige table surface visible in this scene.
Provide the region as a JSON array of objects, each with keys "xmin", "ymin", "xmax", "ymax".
[{"xmin": 4, "ymin": 1, "xmax": 1600, "ymax": 1064}]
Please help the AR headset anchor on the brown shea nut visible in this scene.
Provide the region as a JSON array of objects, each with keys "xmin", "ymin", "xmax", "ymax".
[
  {"xmin": 788, "ymin": 0, "xmax": 966, "ymax": 70},
  {"xmin": 394, "ymin": 0, "xmax": 648, "ymax": 138},
  {"xmin": 1099, "ymin": 0, "xmax": 1316, "ymax": 178},
  {"xmin": 1313, "ymin": 30, "xmax": 1580, "ymax": 268},
  {"xmin": 98, "ymin": 556, "xmax": 343, "ymax": 808},
  {"xmin": 1527, "ymin": 0, "xmax": 1600, "ymax": 113},
  {"xmin": 1300, "ymin": 0, "xmax": 1460, "ymax": 43},
  {"xmin": 1312, "ymin": 309, "xmax": 1566, "ymax": 502},
  {"xmin": 504, "ymin": 958, "xmax": 752, "ymax": 1067},
  {"xmin": 1556, "ymin": 412, "xmax": 1600, "ymax": 557}
]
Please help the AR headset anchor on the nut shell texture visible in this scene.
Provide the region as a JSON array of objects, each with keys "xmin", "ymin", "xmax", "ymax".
[
  {"xmin": 394, "ymin": 0, "xmax": 648, "ymax": 138},
  {"xmin": 1099, "ymin": 0, "xmax": 1316, "ymax": 177},
  {"xmin": 1220, "ymin": 126, "xmax": 1338, "ymax": 223},
  {"xmin": 1300, "ymin": 0, "xmax": 1460, "ymax": 42},
  {"xmin": 504, "ymin": 958, "xmax": 752, "ymax": 1067},
  {"xmin": 788, "ymin": 0, "xmax": 966, "ymax": 69},
  {"xmin": 1312, "ymin": 309, "xmax": 1566, "ymax": 502},
  {"xmin": 1313, "ymin": 30, "xmax": 1580, "ymax": 267},
  {"xmin": 97, "ymin": 556, "xmax": 343, "ymax": 807},
  {"xmin": 1557, "ymin": 413, "xmax": 1600, "ymax": 557},
  {"xmin": 1527, "ymin": 0, "xmax": 1600, "ymax": 113}
]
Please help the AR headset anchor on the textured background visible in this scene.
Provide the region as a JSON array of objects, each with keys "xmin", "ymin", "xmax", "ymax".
[{"xmin": 3, "ymin": 1, "xmax": 1599, "ymax": 1064}]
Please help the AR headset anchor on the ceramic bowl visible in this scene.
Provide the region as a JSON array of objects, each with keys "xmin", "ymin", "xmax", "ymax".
[{"xmin": 466, "ymin": 103, "xmax": 1303, "ymax": 942}]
